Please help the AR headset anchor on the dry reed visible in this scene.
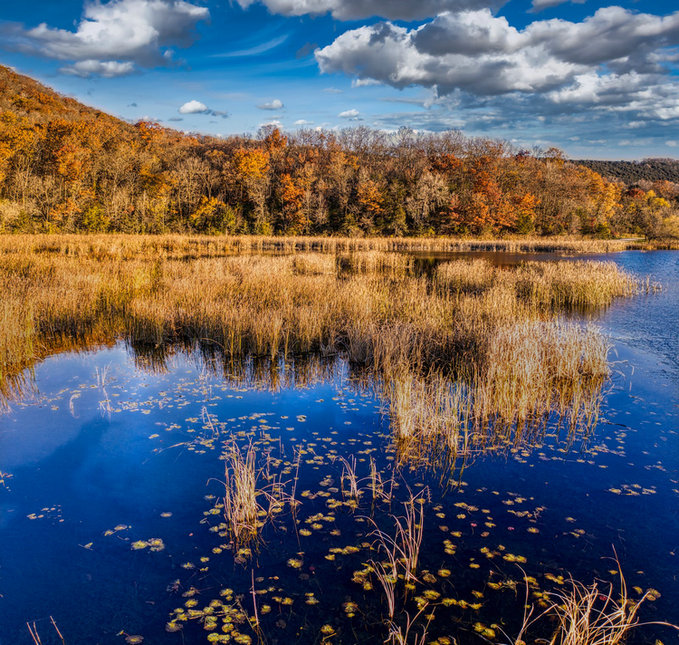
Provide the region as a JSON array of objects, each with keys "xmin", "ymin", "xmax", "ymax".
[
  {"xmin": 221, "ymin": 441, "xmax": 263, "ymax": 546},
  {"xmin": 546, "ymin": 565, "xmax": 672, "ymax": 645},
  {"xmin": 0, "ymin": 235, "xmax": 645, "ymax": 456}
]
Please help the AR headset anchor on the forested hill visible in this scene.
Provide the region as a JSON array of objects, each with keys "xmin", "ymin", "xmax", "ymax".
[
  {"xmin": 0, "ymin": 64, "xmax": 677, "ymax": 238},
  {"xmin": 575, "ymin": 159, "xmax": 679, "ymax": 185},
  {"xmin": 0, "ymin": 64, "xmax": 131, "ymax": 129}
]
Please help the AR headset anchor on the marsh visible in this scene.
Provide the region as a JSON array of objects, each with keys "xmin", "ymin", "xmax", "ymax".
[{"xmin": 0, "ymin": 237, "xmax": 677, "ymax": 645}]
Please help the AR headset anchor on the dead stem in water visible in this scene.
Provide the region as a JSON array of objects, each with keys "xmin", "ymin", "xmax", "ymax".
[
  {"xmin": 504, "ymin": 557, "xmax": 679, "ymax": 645},
  {"xmin": 546, "ymin": 561, "xmax": 676, "ymax": 645},
  {"xmin": 220, "ymin": 440, "xmax": 288, "ymax": 548}
]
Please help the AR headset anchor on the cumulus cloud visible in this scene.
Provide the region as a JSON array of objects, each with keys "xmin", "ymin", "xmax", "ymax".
[
  {"xmin": 314, "ymin": 6, "xmax": 679, "ymax": 151},
  {"xmin": 258, "ymin": 99, "xmax": 284, "ymax": 110},
  {"xmin": 179, "ymin": 100, "xmax": 209, "ymax": 114},
  {"xmin": 179, "ymin": 100, "xmax": 229, "ymax": 118},
  {"xmin": 316, "ymin": 8, "xmax": 679, "ymax": 96},
  {"xmin": 294, "ymin": 119, "xmax": 314, "ymax": 125},
  {"xmin": 339, "ymin": 108, "xmax": 360, "ymax": 118},
  {"xmin": 235, "ymin": 0, "xmax": 505, "ymax": 21},
  {"xmin": 1, "ymin": 0, "xmax": 209, "ymax": 77}
]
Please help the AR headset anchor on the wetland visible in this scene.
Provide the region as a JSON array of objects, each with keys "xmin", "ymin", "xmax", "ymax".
[{"xmin": 0, "ymin": 236, "xmax": 677, "ymax": 645}]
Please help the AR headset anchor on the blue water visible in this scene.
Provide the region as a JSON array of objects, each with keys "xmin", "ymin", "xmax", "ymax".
[{"xmin": 0, "ymin": 252, "xmax": 678, "ymax": 644}]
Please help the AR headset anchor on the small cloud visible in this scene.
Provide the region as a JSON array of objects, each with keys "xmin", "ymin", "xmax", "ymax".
[
  {"xmin": 294, "ymin": 119, "xmax": 313, "ymax": 126},
  {"xmin": 666, "ymin": 141, "xmax": 678, "ymax": 148},
  {"xmin": 323, "ymin": 87, "xmax": 343, "ymax": 94},
  {"xmin": 128, "ymin": 102, "xmax": 138, "ymax": 107},
  {"xmin": 61, "ymin": 60, "xmax": 135, "ymax": 78},
  {"xmin": 179, "ymin": 100, "xmax": 229, "ymax": 119},
  {"xmin": 168, "ymin": 117, "xmax": 184, "ymax": 122},
  {"xmin": 258, "ymin": 99, "xmax": 284, "ymax": 110},
  {"xmin": 531, "ymin": 0, "xmax": 585, "ymax": 11},
  {"xmin": 339, "ymin": 108, "xmax": 360, "ymax": 119},
  {"xmin": 260, "ymin": 119, "xmax": 283, "ymax": 128},
  {"xmin": 179, "ymin": 100, "xmax": 209, "ymax": 114},
  {"xmin": 296, "ymin": 42, "xmax": 318, "ymax": 58}
]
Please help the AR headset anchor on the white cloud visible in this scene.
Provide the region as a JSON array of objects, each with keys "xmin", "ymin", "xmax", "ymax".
[
  {"xmin": 1, "ymin": 0, "xmax": 209, "ymax": 77},
  {"xmin": 260, "ymin": 119, "xmax": 283, "ymax": 128},
  {"xmin": 60, "ymin": 59, "xmax": 136, "ymax": 77},
  {"xmin": 179, "ymin": 100, "xmax": 209, "ymax": 114},
  {"xmin": 258, "ymin": 99, "xmax": 284, "ymax": 110},
  {"xmin": 235, "ymin": 0, "xmax": 505, "ymax": 20},
  {"xmin": 294, "ymin": 119, "xmax": 314, "ymax": 125},
  {"xmin": 316, "ymin": 8, "xmax": 679, "ymax": 96},
  {"xmin": 339, "ymin": 108, "xmax": 360, "ymax": 118},
  {"xmin": 178, "ymin": 100, "xmax": 229, "ymax": 118},
  {"xmin": 313, "ymin": 6, "xmax": 679, "ymax": 150}
]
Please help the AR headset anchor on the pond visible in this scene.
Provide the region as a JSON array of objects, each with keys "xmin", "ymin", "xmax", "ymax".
[{"xmin": 0, "ymin": 251, "xmax": 677, "ymax": 645}]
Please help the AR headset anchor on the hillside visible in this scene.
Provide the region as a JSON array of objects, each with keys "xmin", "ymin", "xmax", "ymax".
[
  {"xmin": 0, "ymin": 64, "xmax": 677, "ymax": 238},
  {"xmin": 575, "ymin": 159, "xmax": 679, "ymax": 185},
  {"xmin": 0, "ymin": 65, "xmax": 132, "ymax": 129}
]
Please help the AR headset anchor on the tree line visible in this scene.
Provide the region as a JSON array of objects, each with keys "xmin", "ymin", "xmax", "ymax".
[
  {"xmin": 576, "ymin": 159, "xmax": 679, "ymax": 185},
  {"xmin": 1, "ymin": 65, "xmax": 678, "ymax": 238}
]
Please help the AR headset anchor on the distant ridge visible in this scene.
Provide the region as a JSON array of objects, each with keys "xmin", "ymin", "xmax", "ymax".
[{"xmin": 574, "ymin": 159, "xmax": 679, "ymax": 185}]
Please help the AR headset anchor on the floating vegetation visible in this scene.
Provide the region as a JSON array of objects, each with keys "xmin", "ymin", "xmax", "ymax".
[{"xmin": 130, "ymin": 538, "xmax": 165, "ymax": 552}]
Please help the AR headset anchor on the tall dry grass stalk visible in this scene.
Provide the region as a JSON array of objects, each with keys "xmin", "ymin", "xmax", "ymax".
[
  {"xmin": 368, "ymin": 494, "xmax": 434, "ymax": 645},
  {"xmin": 340, "ymin": 456, "xmax": 362, "ymax": 501},
  {"xmin": 385, "ymin": 608, "xmax": 433, "ymax": 645},
  {"xmin": 371, "ymin": 493, "xmax": 426, "ymax": 583}
]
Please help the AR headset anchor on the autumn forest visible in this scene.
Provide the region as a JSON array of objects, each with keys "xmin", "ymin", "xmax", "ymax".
[{"xmin": 1, "ymin": 64, "xmax": 678, "ymax": 239}]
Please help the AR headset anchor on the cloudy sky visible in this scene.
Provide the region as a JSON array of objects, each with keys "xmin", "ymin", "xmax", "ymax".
[{"xmin": 1, "ymin": 0, "xmax": 678, "ymax": 158}]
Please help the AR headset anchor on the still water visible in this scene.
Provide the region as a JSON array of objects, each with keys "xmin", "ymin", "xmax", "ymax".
[{"xmin": 0, "ymin": 252, "xmax": 677, "ymax": 644}]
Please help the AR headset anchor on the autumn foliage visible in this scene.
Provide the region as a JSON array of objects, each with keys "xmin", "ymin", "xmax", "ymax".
[{"xmin": 0, "ymin": 65, "xmax": 677, "ymax": 238}]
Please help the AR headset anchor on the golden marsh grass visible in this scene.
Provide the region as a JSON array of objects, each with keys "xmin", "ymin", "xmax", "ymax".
[{"xmin": 0, "ymin": 235, "xmax": 646, "ymax": 457}]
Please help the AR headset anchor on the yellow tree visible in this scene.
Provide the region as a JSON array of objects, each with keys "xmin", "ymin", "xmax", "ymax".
[{"xmin": 233, "ymin": 147, "xmax": 271, "ymax": 232}]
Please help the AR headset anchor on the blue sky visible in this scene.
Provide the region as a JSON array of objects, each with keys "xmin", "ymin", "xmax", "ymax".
[{"xmin": 1, "ymin": 0, "xmax": 678, "ymax": 159}]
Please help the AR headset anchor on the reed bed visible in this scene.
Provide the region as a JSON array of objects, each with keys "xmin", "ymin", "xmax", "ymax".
[
  {"xmin": 0, "ymin": 233, "xmax": 637, "ymax": 262},
  {"xmin": 0, "ymin": 235, "xmax": 645, "ymax": 456},
  {"xmin": 436, "ymin": 258, "xmax": 641, "ymax": 309}
]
